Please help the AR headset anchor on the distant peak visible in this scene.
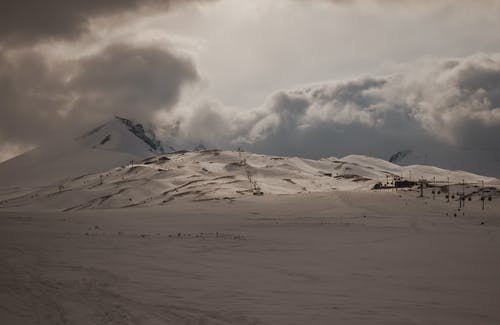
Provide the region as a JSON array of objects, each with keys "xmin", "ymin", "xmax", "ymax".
[
  {"xmin": 75, "ymin": 116, "xmax": 164, "ymax": 155},
  {"xmin": 389, "ymin": 150, "xmax": 412, "ymax": 163}
]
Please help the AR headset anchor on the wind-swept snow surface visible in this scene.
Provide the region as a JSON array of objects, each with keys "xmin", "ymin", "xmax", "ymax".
[{"xmin": 1, "ymin": 192, "xmax": 499, "ymax": 324}]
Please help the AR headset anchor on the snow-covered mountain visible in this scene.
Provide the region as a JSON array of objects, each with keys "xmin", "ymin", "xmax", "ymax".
[
  {"xmin": 0, "ymin": 116, "xmax": 163, "ymax": 188},
  {"xmin": 0, "ymin": 148, "xmax": 497, "ymax": 211},
  {"xmin": 0, "ymin": 117, "xmax": 498, "ymax": 210},
  {"xmin": 76, "ymin": 116, "xmax": 163, "ymax": 156}
]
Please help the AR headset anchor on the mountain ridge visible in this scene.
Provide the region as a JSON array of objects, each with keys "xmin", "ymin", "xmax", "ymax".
[{"xmin": 1, "ymin": 149, "xmax": 497, "ymax": 211}]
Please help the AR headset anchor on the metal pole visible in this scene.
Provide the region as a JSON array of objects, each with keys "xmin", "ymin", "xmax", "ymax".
[
  {"xmin": 462, "ymin": 179, "xmax": 465, "ymax": 207},
  {"xmin": 482, "ymin": 180, "xmax": 485, "ymax": 211},
  {"xmin": 447, "ymin": 177, "xmax": 450, "ymax": 203},
  {"xmin": 432, "ymin": 177, "xmax": 435, "ymax": 200}
]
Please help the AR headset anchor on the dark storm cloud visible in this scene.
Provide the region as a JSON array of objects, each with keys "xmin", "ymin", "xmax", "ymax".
[
  {"xmin": 456, "ymin": 64, "xmax": 500, "ymax": 108},
  {"xmin": 0, "ymin": 50, "xmax": 68, "ymax": 143},
  {"xmin": 69, "ymin": 43, "xmax": 198, "ymax": 122},
  {"xmin": 0, "ymin": 44, "xmax": 198, "ymax": 146},
  {"xmin": 0, "ymin": 0, "xmax": 214, "ymax": 46},
  {"xmin": 0, "ymin": 0, "xmax": 208, "ymax": 157}
]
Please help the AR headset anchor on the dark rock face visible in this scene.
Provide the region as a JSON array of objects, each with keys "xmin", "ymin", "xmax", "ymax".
[
  {"xmin": 115, "ymin": 116, "xmax": 163, "ymax": 153},
  {"xmin": 389, "ymin": 150, "xmax": 412, "ymax": 163},
  {"xmin": 100, "ymin": 134, "xmax": 111, "ymax": 145}
]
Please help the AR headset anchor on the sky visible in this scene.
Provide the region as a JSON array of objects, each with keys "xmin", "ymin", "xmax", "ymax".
[{"xmin": 1, "ymin": 0, "xmax": 500, "ymax": 176}]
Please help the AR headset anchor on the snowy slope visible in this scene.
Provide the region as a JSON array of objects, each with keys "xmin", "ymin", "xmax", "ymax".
[
  {"xmin": 0, "ymin": 149, "xmax": 497, "ymax": 211},
  {"xmin": 0, "ymin": 117, "xmax": 162, "ymax": 188},
  {"xmin": 342, "ymin": 154, "xmax": 495, "ymax": 184}
]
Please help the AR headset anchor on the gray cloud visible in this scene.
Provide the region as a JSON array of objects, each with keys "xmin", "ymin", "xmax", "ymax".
[
  {"xmin": 0, "ymin": 0, "xmax": 214, "ymax": 46},
  {"xmin": 0, "ymin": 43, "xmax": 198, "ymax": 147},
  {"xmin": 315, "ymin": 0, "xmax": 496, "ymax": 5},
  {"xmin": 168, "ymin": 53, "xmax": 500, "ymax": 176},
  {"xmin": 69, "ymin": 43, "xmax": 198, "ymax": 123},
  {"xmin": 0, "ymin": 50, "xmax": 68, "ymax": 143},
  {"xmin": 0, "ymin": 0, "xmax": 206, "ymax": 160}
]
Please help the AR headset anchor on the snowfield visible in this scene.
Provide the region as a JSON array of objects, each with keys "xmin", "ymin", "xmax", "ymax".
[{"xmin": 1, "ymin": 191, "xmax": 500, "ymax": 324}]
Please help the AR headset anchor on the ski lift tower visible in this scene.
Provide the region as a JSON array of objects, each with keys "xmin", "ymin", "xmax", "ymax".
[{"xmin": 418, "ymin": 178, "xmax": 424, "ymax": 198}]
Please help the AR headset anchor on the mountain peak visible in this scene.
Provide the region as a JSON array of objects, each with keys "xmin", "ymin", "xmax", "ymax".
[{"xmin": 77, "ymin": 116, "xmax": 163, "ymax": 156}]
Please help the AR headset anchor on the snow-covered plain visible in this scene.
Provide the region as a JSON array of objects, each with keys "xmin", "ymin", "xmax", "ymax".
[
  {"xmin": 1, "ymin": 117, "xmax": 500, "ymax": 324},
  {"xmin": 1, "ymin": 191, "xmax": 500, "ymax": 324}
]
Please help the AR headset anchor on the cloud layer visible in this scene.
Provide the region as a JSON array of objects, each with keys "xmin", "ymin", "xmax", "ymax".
[
  {"xmin": 169, "ymin": 53, "xmax": 500, "ymax": 175},
  {"xmin": 0, "ymin": 0, "xmax": 214, "ymax": 46},
  {"xmin": 0, "ymin": 44, "xmax": 198, "ymax": 145}
]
